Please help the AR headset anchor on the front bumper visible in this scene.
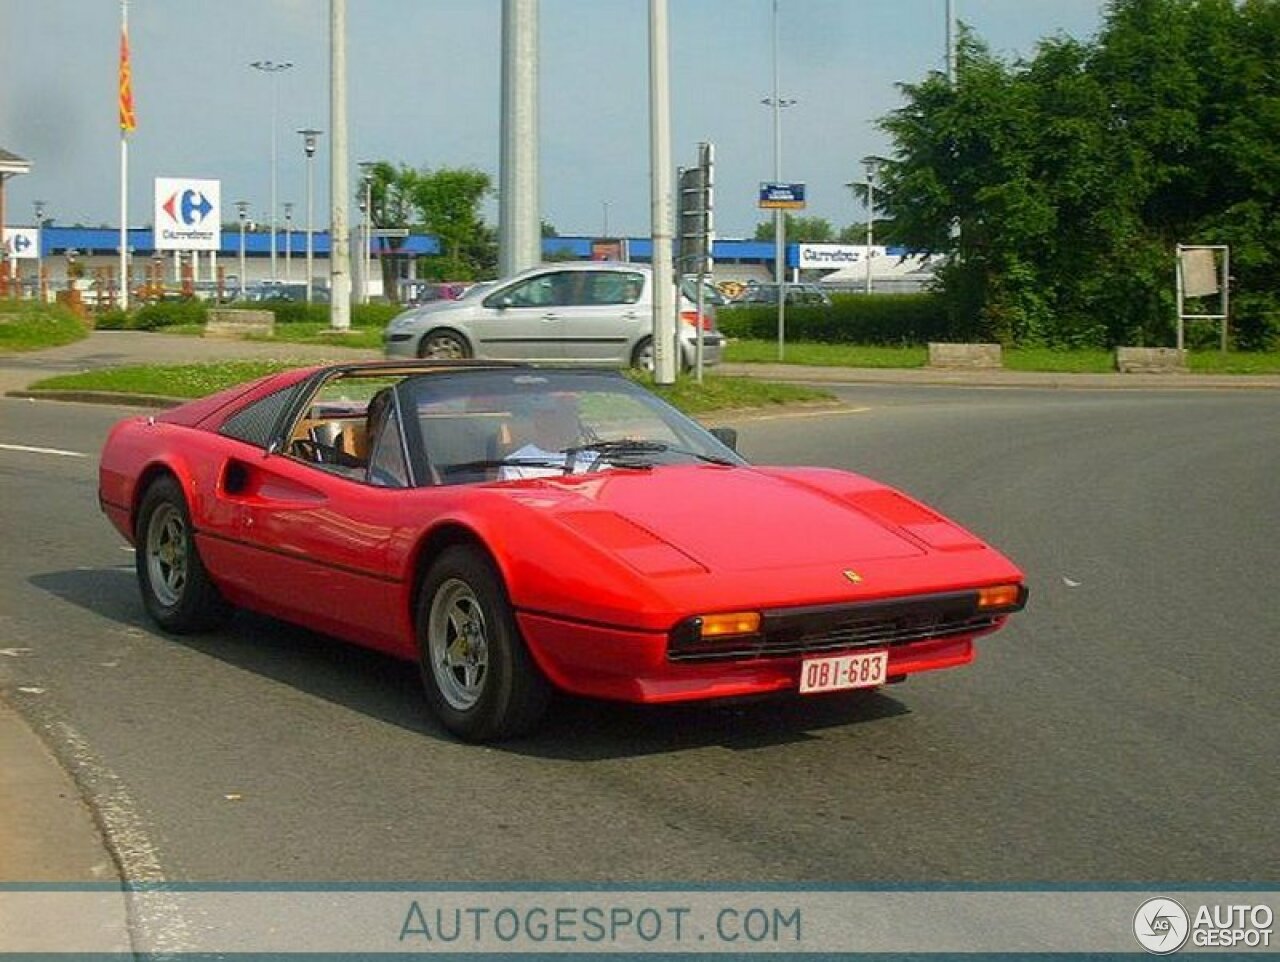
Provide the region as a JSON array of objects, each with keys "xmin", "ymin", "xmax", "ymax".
[
  {"xmin": 516, "ymin": 610, "xmax": 982, "ymax": 704},
  {"xmin": 384, "ymin": 330, "xmax": 418, "ymax": 358}
]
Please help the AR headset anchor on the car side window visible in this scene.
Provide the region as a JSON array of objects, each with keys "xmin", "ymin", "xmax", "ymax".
[
  {"xmin": 586, "ymin": 271, "xmax": 643, "ymax": 306},
  {"xmin": 500, "ymin": 275, "xmax": 557, "ymax": 308},
  {"xmin": 219, "ymin": 384, "xmax": 302, "ymax": 449},
  {"xmin": 366, "ymin": 398, "xmax": 410, "ymax": 488}
]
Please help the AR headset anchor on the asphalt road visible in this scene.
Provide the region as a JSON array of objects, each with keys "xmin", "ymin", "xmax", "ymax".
[{"xmin": 1, "ymin": 384, "xmax": 1276, "ymax": 883}]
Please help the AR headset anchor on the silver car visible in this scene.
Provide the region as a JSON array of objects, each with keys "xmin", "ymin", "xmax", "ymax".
[{"xmin": 383, "ymin": 262, "xmax": 723, "ymax": 369}]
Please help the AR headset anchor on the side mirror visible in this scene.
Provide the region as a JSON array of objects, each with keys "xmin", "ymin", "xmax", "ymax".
[{"xmin": 709, "ymin": 426, "xmax": 738, "ymax": 452}]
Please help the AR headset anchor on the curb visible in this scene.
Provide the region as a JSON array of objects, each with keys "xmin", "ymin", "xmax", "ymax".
[
  {"xmin": 5, "ymin": 389, "xmax": 182, "ymax": 408},
  {"xmin": 716, "ymin": 363, "xmax": 1280, "ymax": 391}
]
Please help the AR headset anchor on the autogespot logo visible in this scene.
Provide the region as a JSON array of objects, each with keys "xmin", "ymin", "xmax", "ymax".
[{"xmin": 1134, "ymin": 897, "xmax": 1190, "ymax": 954}]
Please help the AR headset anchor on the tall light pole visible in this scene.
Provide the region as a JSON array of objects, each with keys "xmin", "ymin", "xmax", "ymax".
[
  {"xmin": 297, "ymin": 128, "xmax": 322, "ymax": 303},
  {"xmin": 649, "ymin": 0, "xmax": 677, "ymax": 385},
  {"xmin": 763, "ymin": 0, "xmax": 796, "ymax": 360},
  {"xmin": 330, "ymin": 0, "xmax": 352, "ymax": 330},
  {"xmin": 250, "ymin": 59, "xmax": 294, "ymax": 284},
  {"xmin": 499, "ymin": 0, "xmax": 541, "ymax": 276},
  {"xmin": 283, "ymin": 201, "xmax": 294, "ymax": 281},
  {"xmin": 236, "ymin": 200, "xmax": 249, "ymax": 299},
  {"xmin": 861, "ymin": 155, "xmax": 881, "ymax": 295},
  {"xmin": 33, "ymin": 200, "xmax": 45, "ymax": 298},
  {"xmin": 946, "ymin": 0, "xmax": 958, "ymax": 85}
]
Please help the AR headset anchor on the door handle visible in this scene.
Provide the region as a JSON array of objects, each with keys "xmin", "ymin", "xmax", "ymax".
[{"xmin": 541, "ymin": 312, "xmax": 560, "ymax": 321}]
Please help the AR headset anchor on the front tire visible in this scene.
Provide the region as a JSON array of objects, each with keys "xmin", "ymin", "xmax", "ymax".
[
  {"xmin": 135, "ymin": 476, "xmax": 232, "ymax": 633},
  {"xmin": 416, "ymin": 545, "xmax": 550, "ymax": 741},
  {"xmin": 417, "ymin": 329, "xmax": 472, "ymax": 360}
]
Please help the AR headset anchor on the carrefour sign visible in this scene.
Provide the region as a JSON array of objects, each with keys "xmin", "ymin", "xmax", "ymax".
[
  {"xmin": 798, "ymin": 244, "xmax": 886, "ymax": 270},
  {"xmin": 2, "ymin": 227, "xmax": 40, "ymax": 260},
  {"xmin": 154, "ymin": 177, "xmax": 221, "ymax": 251}
]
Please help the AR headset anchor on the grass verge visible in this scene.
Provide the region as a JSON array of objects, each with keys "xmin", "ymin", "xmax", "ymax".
[
  {"xmin": 247, "ymin": 323, "xmax": 385, "ymax": 349},
  {"xmin": 725, "ymin": 339, "xmax": 929, "ymax": 368},
  {"xmin": 29, "ymin": 361, "xmax": 300, "ymax": 399},
  {"xmin": 0, "ymin": 301, "xmax": 90, "ymax": 353},
  {"xmin": 28, "ymin": 362, "xmax": 835, "ymax": 413}
]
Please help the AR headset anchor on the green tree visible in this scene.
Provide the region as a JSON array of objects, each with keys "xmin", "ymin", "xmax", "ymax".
[
  {"xmin": 875, "ymin": 1, "xmax": 1280, "ymax": 349},
  {"xmin": 753, "ymin": 215, "xmax": 837, "ymax": 243},
  {"xmin": 367, "ymin": 163, "xmax": 496, "ymax": 283}
]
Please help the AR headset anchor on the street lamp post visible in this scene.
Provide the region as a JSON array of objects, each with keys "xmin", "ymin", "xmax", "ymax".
[
  {"xmin": 32, "ymin": 199, "xmax": 45, "ymax": 296},
  {"xmin": 861, "ymin": 155, "xmax": 881, "ymax": 295},
  {"xmin": 250, "ymin": 59, "xmax": 294, "ymax": 284},
  {"xmin": 236, "ymin": 200, "xmax": 249, "ymax": 299},
  {"xmin": 763, "ymin": 0, "xmax": 796, "ymax": 360},
  {"xmin": 283, "ymin": 201, "xmax": 294, "ymax": 282},
  {"xmin": 297, "ymin": 128, "xmax": 322, "ymax": 303}
]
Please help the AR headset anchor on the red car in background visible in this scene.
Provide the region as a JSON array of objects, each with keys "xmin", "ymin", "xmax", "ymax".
[{"xmin": 99, "ymin": 361, "xmax": 1027, "ymax": 741}]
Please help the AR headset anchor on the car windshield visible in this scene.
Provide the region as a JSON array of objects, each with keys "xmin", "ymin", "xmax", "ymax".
[{"xmin": 398, "ymin": 369, "xmax": 745, "ymax": 486}]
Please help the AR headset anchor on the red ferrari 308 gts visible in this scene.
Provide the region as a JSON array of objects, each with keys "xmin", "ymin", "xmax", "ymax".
[{"xmin": 99, "ymin": 361, "xmax": 1027, "ymax": 741}]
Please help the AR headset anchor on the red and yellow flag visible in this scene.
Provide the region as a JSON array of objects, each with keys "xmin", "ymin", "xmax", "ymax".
[{"xmin": 118, "ymin": 26, "xmax": 137, "ymax": 132}]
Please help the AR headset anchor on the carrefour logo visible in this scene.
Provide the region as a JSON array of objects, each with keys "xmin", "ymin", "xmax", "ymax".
[
  {"xmin": 153, "ymin": 177, "xmax": 221, "ymax": 251},
  {"xmin": 163, "ymin": 188, "xmax": 213, "ymax": 226}
]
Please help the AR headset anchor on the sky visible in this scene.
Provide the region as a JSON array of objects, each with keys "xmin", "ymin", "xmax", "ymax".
[{"xmin": 0, "ymin": 0, "xmax": 1104, "ymax": 241}]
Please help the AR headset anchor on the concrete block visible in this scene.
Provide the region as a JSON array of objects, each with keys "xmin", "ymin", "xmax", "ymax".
[
  {"xmin": 928, "ymin": 342, "xmax": 1003, "ymax": 369},
  {"xmin": 1115, "ymin": 347, "xmax": 1188, "ymax": 374},
  {"xmin": 205, "ymin": 308, "xmax": 274, "ymax": 339}
]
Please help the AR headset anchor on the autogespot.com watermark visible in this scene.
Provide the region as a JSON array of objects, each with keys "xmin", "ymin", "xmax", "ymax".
[
  {"xmin": 1135, "ymin": 896, "xmax": 1274, "ymax": 954},
  {"xmin": 398, "ymin": 900, "xmax": 802, "ymax": 947},
  {"xmin": 4, "ymin": 885, "xmax": 1279, "ymax": 956}
]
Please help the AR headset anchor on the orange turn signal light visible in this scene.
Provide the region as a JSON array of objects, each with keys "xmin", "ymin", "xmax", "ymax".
[
  {"xmin": 698, "ymin": 612, "xmax": 762, "ymax": 638},
  {"xmin": 977, "ymin": 584, "xmax": 1023, "ymax": 611}
]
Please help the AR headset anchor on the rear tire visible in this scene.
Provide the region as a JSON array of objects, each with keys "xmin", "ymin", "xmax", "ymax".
[
  {"xmin": 417, "ymin": 329, "xmax": 472, "ymax": 360},
  {"xmin": 416, "ymin": 545, "xmax": 550, "ymax": 741},
  {"xmin": 630, "ymin": 336, "xmax": 655, "ymax": 372},
  {"xmin": 135, "ymin": 476, "xmax": 232, "ymax": 633}
]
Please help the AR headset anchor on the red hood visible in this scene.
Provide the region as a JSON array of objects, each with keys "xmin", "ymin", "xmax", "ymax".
[{"xmin": 505, "ymin": 465, "xmax": 929, "ymax": 572}]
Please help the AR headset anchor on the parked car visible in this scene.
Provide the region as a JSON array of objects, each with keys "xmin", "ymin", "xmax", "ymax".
[
  {"xmin": 99, "ymin": 361, "xmax": 1028, "ymax": 741},
  {"xmin": 728, "ymin": 282, "xmax": 833, "ymax": 307},
  {"xmin": 244, "ymin": 282, "xmax": 330, "ymax": 303},
  {"xmin": 383, "ymin": 262, "xmax": 722, "ymax": 370}
]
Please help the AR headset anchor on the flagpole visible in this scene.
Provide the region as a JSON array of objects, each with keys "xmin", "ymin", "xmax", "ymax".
[{"xmin": 118, "ymin": 0, "xmax": 130, "ymax": 310}]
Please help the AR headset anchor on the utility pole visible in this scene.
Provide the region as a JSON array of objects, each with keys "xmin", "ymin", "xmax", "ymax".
[
  {"xmin": 499, "ymin": 0, "xmax": 541, "ymax": 276},
  {"xmin": 648, "ymin": 0, "xmax": 677, "ymax": 385},
  {"xmin": 329, "ymin": 0, "xmax": 351, "ymax": 329}
]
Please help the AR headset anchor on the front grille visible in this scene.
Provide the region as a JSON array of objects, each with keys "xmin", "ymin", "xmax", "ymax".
[{"xmin": 668, "ymin": 590, "xmax": 1006, "ymax": 662}]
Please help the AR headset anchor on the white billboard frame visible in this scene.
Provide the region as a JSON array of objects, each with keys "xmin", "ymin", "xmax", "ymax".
[{"xmin": 154, "ymin": 177, "xmax": 221, "ymax": 252}]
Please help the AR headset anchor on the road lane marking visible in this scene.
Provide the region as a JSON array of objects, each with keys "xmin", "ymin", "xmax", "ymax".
[
  {"xmin": 739, "ymin": 405, "xmax": 872, "ymax": 423},
  {"xmin": 0, "ymin": 442, "xmax": 90, "ymax": 459}
]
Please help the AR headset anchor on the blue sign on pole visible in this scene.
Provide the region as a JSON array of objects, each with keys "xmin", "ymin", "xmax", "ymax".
[{"xmin": 759, "ymin": 182, "xmax": 807, "ymax": 210}]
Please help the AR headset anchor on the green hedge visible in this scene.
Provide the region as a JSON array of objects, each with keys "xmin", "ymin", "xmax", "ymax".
[{"xmin": 717, "ymin": 293, "xmax": 950, "ymax": 346}]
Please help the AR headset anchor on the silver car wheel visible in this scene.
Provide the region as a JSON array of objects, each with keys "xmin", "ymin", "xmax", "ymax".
[
  {"xmin": 145, "ymin": 502, "xmax": 188, "ymax": 609},
  {"xmin": 419, "ymin": 331, "xmax": 469, "ymax": 360},
  {"xmin": 428, "ymin": 577, "xmax": 490, "ymax": 711},
  {"xmin": 633, "ymin": 338, "xmax": 655, "ymax": 372}
]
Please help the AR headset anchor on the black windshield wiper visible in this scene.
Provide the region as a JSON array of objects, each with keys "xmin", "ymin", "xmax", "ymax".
[{"xmin": 564, "ymin": 439, "xmax": 738, "ymax": 467}]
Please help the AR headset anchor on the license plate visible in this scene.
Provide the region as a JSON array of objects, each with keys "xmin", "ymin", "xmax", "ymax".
[{"xmin": 799, "ymin": 650, "xmax": 888, "ymax": 694}]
